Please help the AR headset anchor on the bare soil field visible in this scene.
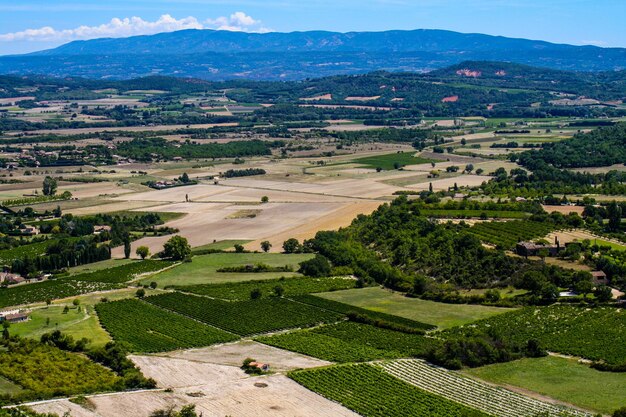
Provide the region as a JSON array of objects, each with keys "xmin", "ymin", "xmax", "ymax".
[
  {"xmin": 111, "ymin": 201, "xmax": 347, "ymax": 257},
  {"xmin": 57, "ymin": 182, "xmax": 134, "ymax": 199},
  {"xmin": 407, "ymin": 174, "xmax": 490, "ymax": 191},
  {"xmin": 222, "ymin": 177, "xmax": 406, "ymax": 199},
  {"xmin": 31, "ymin": 352, "xmax": 356, "ymax": 417},
  {"xmin": 345, "ymin": 95, "xmax": 381, "ymax": 101},
  {"xmin": 300, "ymin": 94, "xmax": 332, "ymax": 101},
  {"xmin": 542, "ymin": 205, "xmax": 585, "ymax": 215},
  {"xmin": 158, "ymin": 340, "xmax": 331, "ymax": 371},
  {"xmin": 245, "ymin": 200, "xmax": 382, "ymax": 252},
  {"xmin": 0, "ymin": 96, "xmax": 35, "ymax": 105}
]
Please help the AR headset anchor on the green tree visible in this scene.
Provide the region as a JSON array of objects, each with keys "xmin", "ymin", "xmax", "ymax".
[
  {"xmin": 135, "ymin": 288, "xmax": 146, "ymax": 298},
  {"xmin": 42, "ymin": 176, "xmax": 57, "ymax": 196},
  {"xmin": 234, "ymin": 243, "xmax": 245, "ymax": 253},
  {"xmin": 607, "ymin": 201, "xmax": 622, "ymax": 232},
  {"xmin": 594, "ymin": 285, "xmax": 613, "ymax": 302},
  {"xmin": 180, "ymin": 172, "xmax": 190, "ymax": 183},
  {"xmin": 2, "ymin": 321, "xmax": 9, "ymax": 340},
  {"xmin": 299, "ymin": 254, "xmax": 331, "ymax": 277},
  {"xmin": 261, "ymin": 195, "xmax": 269, "ymax": 203},
  {"xmin": 250, "ymin": 288, "xmax": 262, "ymax": 300},
  {"xmin": 123, "ymin": 238, "xmax": 131, "ymax": 259},
  {"xmin": 163, "ymin": 236, "xmax": 191, "ymax": 261},
  {"xmin": 150, "ymin": 281, "xmax": 158, "ymax": 289},
  {"xmin": 465, "ymin": 164, "xmax": 474, "ymax": 174},
  {"xmin": 260, "ymin": 241, "xmax": 272, "ymax": 253},
  {"xmin": 273, "ymin": 285, "xmax": 284, "ymax": 297},
  {"xmin": 574, "ymin": 279, "xmax": 594, "ymax": 298},
  {"xmin": 613, "ymin": 407, "xmax": 626, "ymax": 417},
  {"xmin": 136, "ymin": 246, "xmax": 150, "ymax": 260},
  {"xmin": 282, "ymin": 238, "xmax": 301, "ymax": 254}
]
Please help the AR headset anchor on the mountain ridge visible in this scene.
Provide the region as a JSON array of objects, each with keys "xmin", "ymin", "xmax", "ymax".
[{"xmin": 1, "ymin": 29, "xmax": 625, "ymax": 80}]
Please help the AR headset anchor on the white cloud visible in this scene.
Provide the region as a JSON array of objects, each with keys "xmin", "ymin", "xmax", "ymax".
[
  {"xmin": 0, "ymin": 12, "xmax": 271, "ymax": 43},
  {"xmin": 206, "ymin": 12, "xmax": 271, "ymax": 33}
]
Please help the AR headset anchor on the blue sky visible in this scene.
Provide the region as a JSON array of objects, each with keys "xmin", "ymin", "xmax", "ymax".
[{"xmin": 0, "ymin": 0, "xmax": 624, "ymax": 55}]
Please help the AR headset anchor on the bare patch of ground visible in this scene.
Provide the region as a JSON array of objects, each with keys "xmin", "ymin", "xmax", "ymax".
[
  {"xmin": 30, "ymin": 351, "xmax": 356, "ymax": 417},
  {"xmin": 407, "ymin": 174, "xmax": 490, "ymax": 191},
  {"xmin": 543, "ymin": 205, "xmax": 585, "ymax": 215},
  {"xmin": 158, "ymin": 340, "xmax": 331, "ymax": 372}
]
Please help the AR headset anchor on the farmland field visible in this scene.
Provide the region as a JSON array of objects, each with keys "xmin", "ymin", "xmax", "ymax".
[
  {"xmin": 352, "ymin": 152, "xmax": 433, "ymax": 170},
  {"xmin": 469, "ymin": 220, "xmax": 558, "ymax": 248},
  {"xmin": 173, "ymin": 276, "xmax": 357, "ymax": 300},
  {"xmin": 290, "ymin": 364, "xmax": 490, "ymax": 417},
  {"xmin": 316, "ymin": 287, "xmax": 514, "ymax": 329},
  {"xmin": 95, "ymin": 298, "xmax": 239, "ymax": 352},
  {"xmin": 0, "ymin": 279, "xmax": 122, "ymax": 308},
  {"xmin": 293, "ymin": 294, "xmax": 436, "ymax": 330},
  {"xmin": 0, "ymin": 340, "xmax": 121, "ymax": 399},
  {"xmin": 146, "ymin": 292, "xmax": 343, "ymax": 336},
  {"xmin": 380, "ymin": 359, "xmax": 592, "ymax": 417},
  {"xmin": 446, "ymin": 305, "xmax": 626, "ymax": 364},
  {"xmin": 70, "ymin": 260, "xmax": 174, "ymax": 283},
  {"xmin": 9, "ymin": 304, "xmax": 111, "ymax": 347},
  {"xmin": 143, "ymin": 252, "xmax": 314, "ymax": 287},
  {"xmin": 257, "ymin": 321, "xmax": 438, "ymax": 362},
  {"xmin": 465, "ymin": 356, "xmax": 626, "ymax": 415}
]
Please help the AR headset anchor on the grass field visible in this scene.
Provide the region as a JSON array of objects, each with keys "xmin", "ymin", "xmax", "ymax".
[
  {"xmin": 352, "ymin": 152, "xmax": 433, "ymax": 170},
  {"xmin": 465, "ymin": 356, "xmax": 626, "ymax": 415},
  {"xmin": 67, "ymin": 258, "xmax": 134, "ymax": 275},
  {"xmin": 145, "ymin": 252, "xmax": 314, "ymax": 287},
  {"xmin": 318, "ymin": 287, "xmax": 515, "ymax": 329},
  {"xmin": 0, "ymin": 375, "xmax": 24, "ymax": 395},
  {"xmin": 9, "ymin": 304, "xmax": 111, "ymax": 347}
]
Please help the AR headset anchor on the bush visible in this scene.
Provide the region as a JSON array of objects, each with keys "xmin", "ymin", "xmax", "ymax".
[{"xmin": 298, "ymin": 255, "xmax": 331, "ymax": 277}]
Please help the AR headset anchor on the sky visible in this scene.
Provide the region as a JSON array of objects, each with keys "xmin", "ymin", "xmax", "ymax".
[{"xmin": 0, "ymin": 0, "xmax": 624, "ymax": 55}]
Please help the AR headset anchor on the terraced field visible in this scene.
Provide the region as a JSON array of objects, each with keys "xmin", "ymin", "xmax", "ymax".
[{"xmin": 379, "ymin": 359, "xmax": 592, "ymax": 417}]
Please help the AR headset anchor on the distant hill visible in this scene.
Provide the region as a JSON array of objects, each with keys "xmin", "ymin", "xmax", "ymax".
[{"xmin": 1, "ymin": 29, "xmax": 625, "ymax": 80}]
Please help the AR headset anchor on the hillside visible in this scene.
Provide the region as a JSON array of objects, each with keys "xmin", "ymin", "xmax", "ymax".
[{"xmin": 1, "ymin": 29, "xmax": 625, "ymax": 80}]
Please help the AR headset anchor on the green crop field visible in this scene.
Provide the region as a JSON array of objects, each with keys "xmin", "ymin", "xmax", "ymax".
[
  {"xmin": 257, "ymin": 321, "xmax": 438, "ymax": 363},
  {"xmin": 0, "ymin": 239, "xmax": 79, "ymax": 265},
  {"xmin": 465, "ymin": 356, "xmax": 626, "ymax": 415},
  {"xmin": 290, "ymin": 364, "xmax": 488, "ymax": 417},
  {"xmin": 0, "ymin": 339, "xmax": 121, "ymax": 399},
  {"xmin": 446, "ymin": 305, "xmax": 626, "ymax": 365},
  {"xmin": 419, "ymin": 209, "xmax": 529, "ymax": 219},
  {"xmin": 293, "ymin": 294, "xmax": 435, "ymax": 331},
  {"xmin": 173, "ymin": 276, "xmax": 357, "ymax": 301},
  {"xmin": 469, "ymin": 220, "xmax": 557, "ymax": 248},
  {"xmin": 0, "ymin": 280, "xmax": 122, "ymax": 309},
  {"xmin": 352, "ymin": 152, "xmax": 433, "ymax": 170},
  {"xmin": 96, "ymin": 299, "xmax": 239, "ymax": 352},
  {"xmin": 317, "ymin": 288, "xmax": 514, "ymax": 329},
  {"xmin": 146, "ymin": 292, "xmax": 342, "ymax": 336},
  {"xmin": 146, "ymin": 252, "xmax": 314, "ymax": 286}
]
